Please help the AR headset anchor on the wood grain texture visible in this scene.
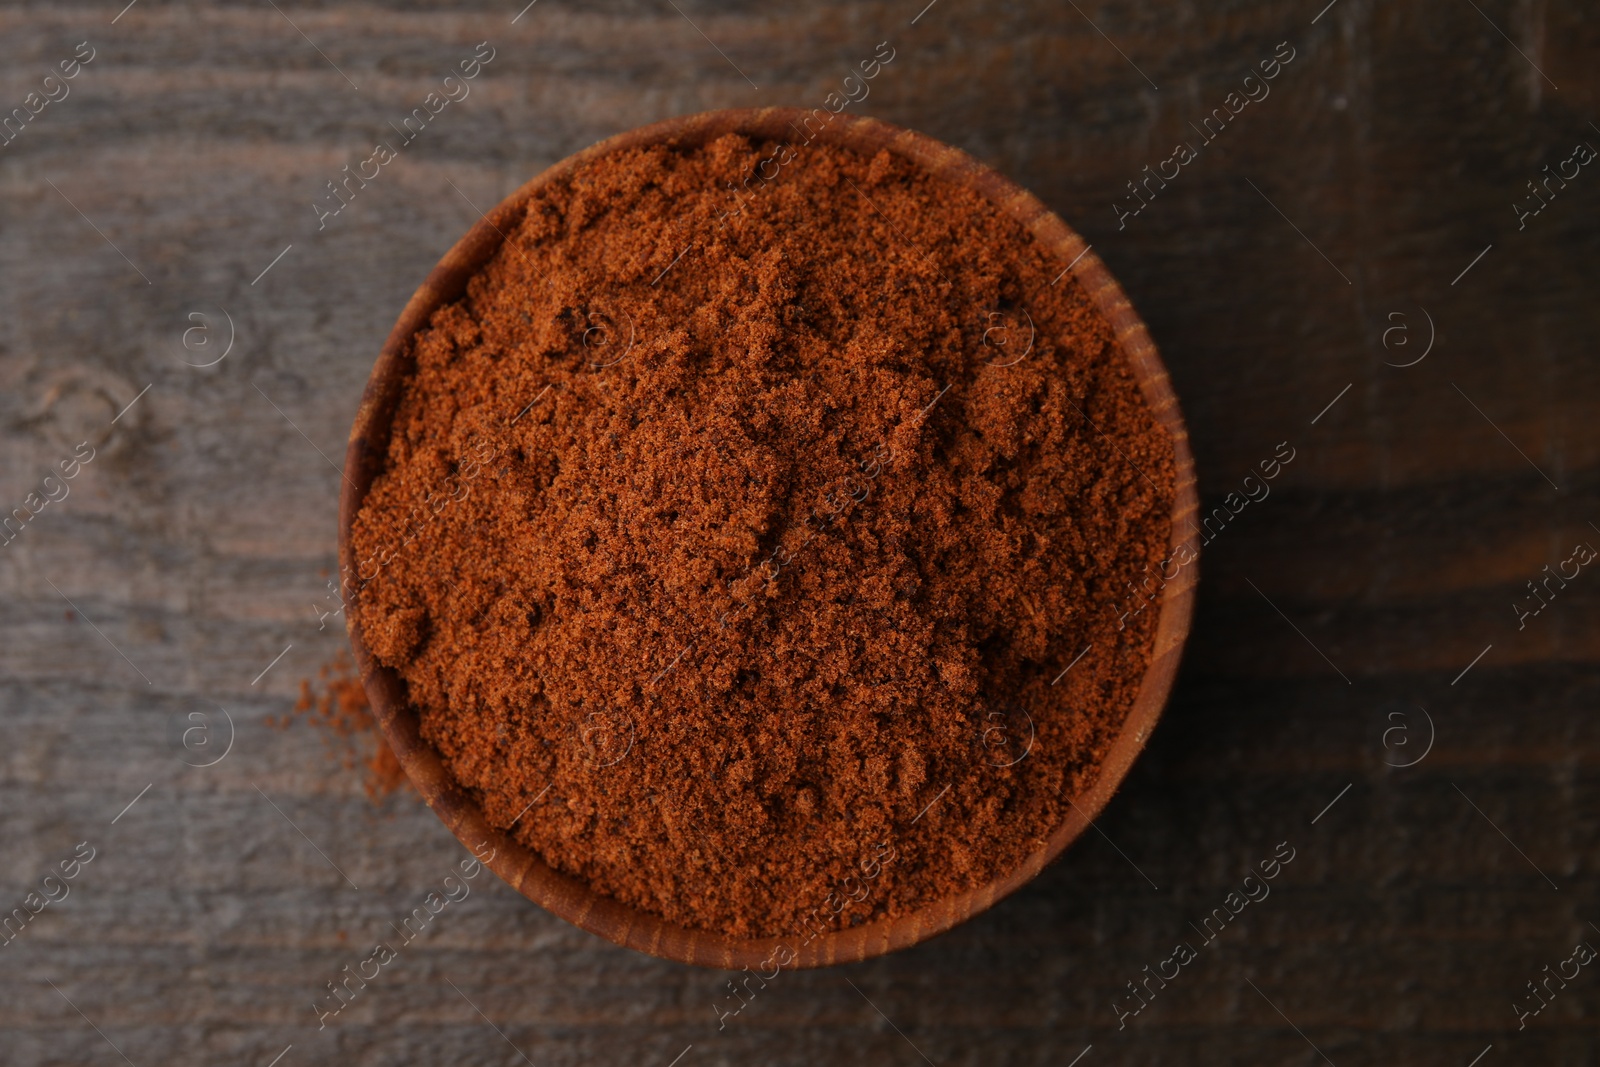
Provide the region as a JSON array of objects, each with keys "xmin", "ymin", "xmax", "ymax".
[{"xmin": 2, "ymin": 1, "xmax": 1598, "ymax": 1064}]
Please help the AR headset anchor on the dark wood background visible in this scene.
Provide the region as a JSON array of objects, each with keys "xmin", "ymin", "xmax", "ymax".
[{"xmin": 3, "ymin": 1, "xmax": 1598, "ymax": 1064}]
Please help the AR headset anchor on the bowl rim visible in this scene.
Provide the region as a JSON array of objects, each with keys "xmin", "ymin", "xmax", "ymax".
[{"xmin": 339, "ymin": 105, "xmax": 1199, "ymax": 970}]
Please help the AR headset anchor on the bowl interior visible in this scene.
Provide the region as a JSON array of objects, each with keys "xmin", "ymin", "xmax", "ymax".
[{"xmin": 339, "ymin": 107, "xmax": 1198, "ymax": 969}]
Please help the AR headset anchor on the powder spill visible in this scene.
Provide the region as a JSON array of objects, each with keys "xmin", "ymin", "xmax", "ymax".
[
  {"xmin": 349, "ymin": 134, "xmax": 1175, "ymax": 938},
  {"xmin": 277, "ymin": 652, "xmax": 410, "ymax": 803}
]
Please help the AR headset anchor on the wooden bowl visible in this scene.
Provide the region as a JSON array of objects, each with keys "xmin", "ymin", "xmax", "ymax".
[{"xmin": 339, "ymin": 107, "xmax": 1198, "ymax": 969}]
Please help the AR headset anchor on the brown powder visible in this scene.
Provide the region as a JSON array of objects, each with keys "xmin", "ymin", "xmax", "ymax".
[
  {"xmin": 348, "ymin": 134, "xmax": 1174, "ymax": 938},
  {"xmin": 278, "ymin": 653, "xmax": 410, "ymax": 803}
]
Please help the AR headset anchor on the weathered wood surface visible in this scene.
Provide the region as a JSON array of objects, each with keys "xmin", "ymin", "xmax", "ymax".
[{"xmin": 2, "ymin": 2, "xmax": 1598, "ymax": 1065}]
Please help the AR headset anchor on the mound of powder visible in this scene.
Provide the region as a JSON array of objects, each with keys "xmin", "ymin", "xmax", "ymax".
[{"xmin": 349, "ymin": 133, "xmax": 1175, "ymax": 938}]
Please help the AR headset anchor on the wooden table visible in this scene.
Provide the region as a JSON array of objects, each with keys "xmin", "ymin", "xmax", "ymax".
[{"xmin": 2, "ymin": 2, "xmax": 1597, "ymax": 1064}]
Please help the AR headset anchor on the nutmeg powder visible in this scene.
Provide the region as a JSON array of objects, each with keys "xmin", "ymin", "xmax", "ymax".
[{"xmin": 350, "ymin": 133, "xmax": 1175, "ymax": 938}]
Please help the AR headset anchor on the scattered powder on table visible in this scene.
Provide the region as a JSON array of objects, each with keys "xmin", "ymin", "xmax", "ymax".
[
  {"xmin": 349, "ymin": 134, "xmax": 1175, "ymax": 938},
  {"xmin": 275, "ymin": 653, "xmax": 410, "ymax": 803}
]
